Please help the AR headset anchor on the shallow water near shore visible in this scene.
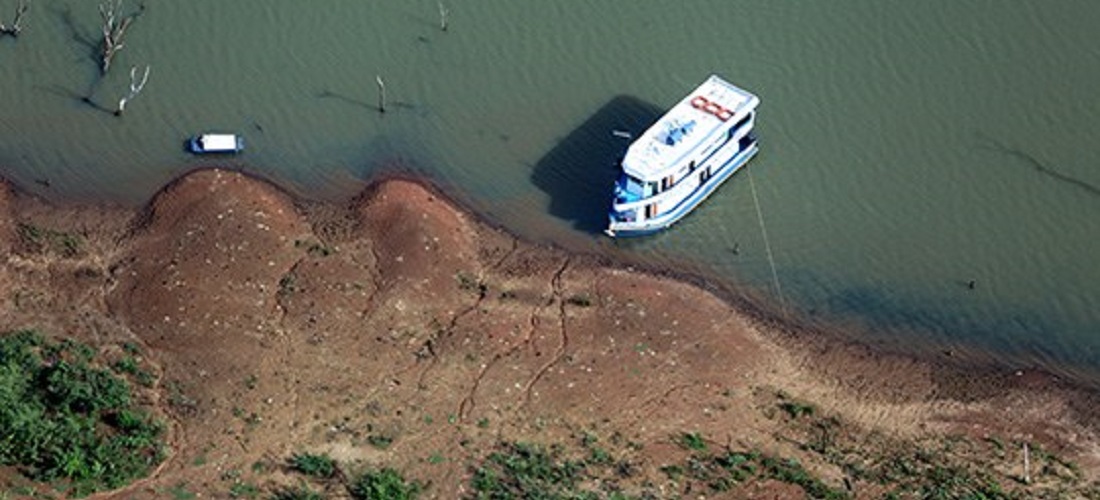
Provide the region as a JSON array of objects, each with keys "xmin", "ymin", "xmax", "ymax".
[{"xmin": 2, "ymin": 1, "xmax": 1099, "ymax": 381}]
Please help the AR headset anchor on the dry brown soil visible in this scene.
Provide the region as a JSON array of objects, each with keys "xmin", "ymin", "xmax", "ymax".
[{"xmin": 2, "ymin": 169, "xmax": 1100, "ymax": 499}]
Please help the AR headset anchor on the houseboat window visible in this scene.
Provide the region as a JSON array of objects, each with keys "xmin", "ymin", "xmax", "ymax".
[
  {"xmin": 661, "ymin": 176, "xmax": 674, "ymax": 190},
  {"xmin": 729, "ymin": 113, "xmax": 752, "ymax": 138},
  {"xmin": 646, "ymin": 182, "xmax": 658, "ymax": 196},
  {"xmin": 739, "ymin": 133, "xmax": 755, "ymax": 150},
  {"xmin": 621, "ymin": 175, "xmax": 645, "ymax": 198}
]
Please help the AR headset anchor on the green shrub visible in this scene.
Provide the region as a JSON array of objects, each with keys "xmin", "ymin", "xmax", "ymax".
[
  {"xmin": 779, "ymin": 400, "xmax": 816, "ymax": 419},
  {"xmin": 348, "ymin": 468, "xmax": 420, "ymax": 500},
  {"xmin": 471, "ymin": 442, "xmax": 588, "ymax": 498},
  {"xmin": 0, "ymin": 331, "xmax": 166, "ymax": 497},
  {"xmin": 289, "ymin": 453, "xmax": 337, "ymax": 479},
  {"xmin": 16, "ymin": 223, "xmax": 83, "ymax": 257},
  {"xmin": 678, "ymin": 432, "xmax": 707, "ymax": 451}
]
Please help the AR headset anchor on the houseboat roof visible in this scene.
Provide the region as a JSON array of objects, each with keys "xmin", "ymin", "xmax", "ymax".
[
  {"xmin": 621, "ymin": 75, "xmax": 758, "ymax": 181},
  {"xmin": 198, "ymin": 134, "xmax": 239, "ymax": 151}
]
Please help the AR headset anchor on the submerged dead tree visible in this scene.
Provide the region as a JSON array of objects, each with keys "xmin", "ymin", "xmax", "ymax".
[
  {"xmin": 376, "ymin": 75, "xmax": 386, "ymax": 113},
  {"xmin": 438, "ymin": 1, "xmax": 448, "ymax": 32},
  {"xmin": 99, "ymin": 0, "xmax": 138, "ymax": 74},
  {"xmin": 115, "ymin": 64, "xmax": 149, "ymax": 115},
  {"xmin": 0, "ymin": 0, "xmax": 30, "ymax": 38}
]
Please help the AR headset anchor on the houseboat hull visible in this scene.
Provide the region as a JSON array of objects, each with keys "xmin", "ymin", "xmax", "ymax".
[{"xmin": 606, "ymin": 142, "xmax": 758, "ymax": 237}]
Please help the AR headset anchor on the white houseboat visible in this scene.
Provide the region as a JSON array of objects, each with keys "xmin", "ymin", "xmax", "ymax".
[
  {"xmin": 187, "ymin": 133, "xmax": 244, "ymax": 154},
  {"xmin": 606, "ymin": 75, "xmax": 759, "ymax": 237}
]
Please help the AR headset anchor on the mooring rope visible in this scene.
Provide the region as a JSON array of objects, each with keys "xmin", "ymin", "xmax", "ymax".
[{"xmin": 747, "ymin": 166, "xmax": 786, "ymax": 308}]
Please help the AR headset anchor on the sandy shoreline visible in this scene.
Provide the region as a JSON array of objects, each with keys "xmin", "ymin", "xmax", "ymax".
[{"xmin": 2, "ymin": 168, "xmax": 1099, "ymax": 498}]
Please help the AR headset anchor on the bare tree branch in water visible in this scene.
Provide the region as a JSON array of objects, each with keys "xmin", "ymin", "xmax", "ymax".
[
  {"xmin": 115, "ymin": 64, "xmax": 149, "ymax": 116},
  {"xmin": 0, "ymin": 0, "xmax": 30, "ymax": 38},
  {"xmin": 99, "ymin": 0, "xmax": 141, "ymax": 74},
  {"xmin": 977, "ymin": 133, "xmax": 1100, "ymax": 199},
  {"xmin": 376, "ymin": 75, "xmax": 386, "ymax": 113}
]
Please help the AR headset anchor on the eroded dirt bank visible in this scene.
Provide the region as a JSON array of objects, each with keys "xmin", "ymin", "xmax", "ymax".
[{"xmin": 2, "ymin": 169, "xmax": 1099, "ymax": 498}]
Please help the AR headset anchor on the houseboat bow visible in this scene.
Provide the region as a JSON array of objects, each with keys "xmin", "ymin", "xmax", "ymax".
[{"xmin": 606, "ymin": 75, "xmax": 759, "ymax": 237}]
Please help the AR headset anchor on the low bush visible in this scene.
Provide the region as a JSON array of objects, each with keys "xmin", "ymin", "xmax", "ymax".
[
  {"xmin": 348, "ymin": 468, "xmax": 420, "ymax": 500},
  {"xmin": 290, "ymin": 452, "xmax": 337, "ymax": 479},
  {"xmin": 0, "ymin": 330, "xmax": 165, "ymax": 497},
  {"xmin": 471, "ymin": 442, "xmax": 588, "ymax": 498}
]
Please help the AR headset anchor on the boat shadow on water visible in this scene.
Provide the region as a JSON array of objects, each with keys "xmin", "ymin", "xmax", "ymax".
[{"xmin": 531, "ymin": 95, "xmax": 663, "ymax": 234}]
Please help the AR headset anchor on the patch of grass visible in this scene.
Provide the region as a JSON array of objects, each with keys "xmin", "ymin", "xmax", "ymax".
[
  {"xmin": 16, "ymin": 223, "xmax": 84, "ymax": 257},
  {"xmin": 244, "ymin": 412, "xmax": 262, "ymax": 429},
  {"xmin": 271, "ymin": 484, "xmax": 324, "ymax": 500},
  {"xmin": 289, "ymin": 453, "xmax": 337, "ymax": 479},
  {"xmin": 306, "ymin": 243, "xmax": 333, "ymax": 257},
  {"xmin": 111, "ymin": 351, "xmax": 156, "ymax": 388},
  {"xmin": 678, "ymin": 431, "xmax": 707, "ymax": 451},
  {"xmin": 477, "ymin": 417, "xmax": 490, "ymax": 429},
  {"xmin": 471, "ymin": 442, "xmax": 589, "ymax": 498},
  {"xmin": 166, "ymin": 380, "xmax": 198, "ymax": 416},
  {"xmin": 455, "ymin": 272, "xmax": 487, "ymax": 296},
  {"xmin": 864, "ymin": 447, "xmax": 1014, "ymax": 499},
  {"xmin": 278, "ymin": 273, "xmax": 299, "ymax": 296},
  {"xmin": 660, "ymin": 464, "xmax": 684, "ymax": 481},
  {"xmin": 589, "ymin": 446, "xmax": 613, "ymax": 465},
  {"xmin": 165, "ymin": 482, "xmax": 195, "ymax": 500},
  {"xmin": 134, "ymin": 369, "xmax": 156, "ymax": 388},
  {"xmin": 759, "ymin": 455, "xmax": 847, "ymax": 499},
  {"xmin": 565, "ymin": 294, "xmax": 593, "ymax": 307},
  {"xmin": 0, "ymin": 330, "xmax": 167, "ymax": 497},
  {"xmin": 779, "ymin": 400, "xmax": 816, "ymax": 419},
  {"xmin": 367, "ymin": 434, "xmax": 394, "ymax": 450},
  {"xmin": 805, "ymin": 416, "xmax": 841, "ymax": 455},
  {"xmin": 348, "ymin": 468, "xmax": 420, "ymax": 500},
  {"xmin": 655, "ymin": 443, "xmax": 852, "ymax": 498},
  {"xmin": 228, "ymin": 481, "xmax": 260, "ymax": 498},
  {"xmin": 294, "ymin": 239, "xmax": 334, "ymax": 257},
  {"xmin": 112, "ymin": 355, "xmax": 140, "ymax": 375}
]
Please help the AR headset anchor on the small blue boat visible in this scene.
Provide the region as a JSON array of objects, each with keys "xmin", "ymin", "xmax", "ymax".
[{"xmin": 606, "ymin": 75, "xmax": 759, "ymax": 237}]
